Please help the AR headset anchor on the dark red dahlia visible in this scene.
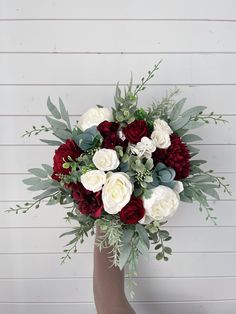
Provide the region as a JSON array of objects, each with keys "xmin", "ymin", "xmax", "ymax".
[
  {"xmin": 119, "ymin": 196, "xmax": 145, "ymax": 224},
  {"xmin": 51, "ymin": 139, "xmax": 82, "ymax": 182},
  {"xmin": 152, "ymin": 134, "xmax": 191, "ymax": 179},
  {"xmin": 123, "ymin": 120, "xmax": 149, "ymax": 144},
  {"xmin": 97, "ymin": 120, "xmax": 127, "ymax": 149},
  {"xmin": 71, "ymin": 183, "xmax": 103, "ymax": 218}
]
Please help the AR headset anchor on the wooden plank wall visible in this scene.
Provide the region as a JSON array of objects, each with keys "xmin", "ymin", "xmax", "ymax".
[{"xmin": 0, "ymin": 1, "xmax": 235, "ymax": 313}]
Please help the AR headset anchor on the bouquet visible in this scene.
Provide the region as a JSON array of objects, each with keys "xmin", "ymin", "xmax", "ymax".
[{"xmin": 8, "ymin": 62, "xmax": 230, "ymax": 295}]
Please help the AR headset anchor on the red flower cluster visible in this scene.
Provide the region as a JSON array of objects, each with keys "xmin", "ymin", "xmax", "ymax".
[
  {"xmin": 119, "ymin": 196, "xmax": 145, "ymax": 224},
  {"xmin": 97, "ymin": 120, "xmax": 127, "ymax": 149},
  {"xmin": 123, "ymin": 120, "xmax": 149, "ymax": 144},
  {"xmin": 152, "ymin": 134, "xmax": 191, "ymax": 179},
  {"xmin": 52, "ymin": 139, "xmax": 82, "ymax": 181},
  {"xmin": 71, "ymin": 183, "xmax": 103, "ymax": 218}
]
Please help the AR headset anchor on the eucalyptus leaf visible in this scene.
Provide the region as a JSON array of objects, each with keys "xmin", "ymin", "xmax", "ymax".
[
  {"xmin": 41, "ymin": 164, "xmax": 53, "ymax": 175},
  {"xmin": 52, "ymin": 128, "xmax": 72, "ymax": 140},
  {"xmin": 33, "ymin": 188, "xmax": 59, "ymax": 200},
  {"xmin": 182, "ymin": 134, "xmax": 202, "ymax": 142},
  {"xmin": 40, "ymin": 139, "xmax": 63, "ymax": 146},
  {"xmin": 135, "ymin": 224, "xmax": 150, "ymax": 249},
  {"xmin": 27, "ymin": 179, "xmax": 53, "ymax": 191},
  {"xmin": 23, "ymin": 177, "xmax": 41, "ymax": 185},
  {"xmin": 182, "ymin": 106, "xmax": 207, "ymax": 118},
  {"xmin": 169, "ymin": 98, "xmax": 186, "ymax": 121},
  {"xmin": 184, "ymin": 120, "xmax": 206, "ymax": 129},
  {"xmin": 203, "ymin": 188, "xmax": 220, "ymax": 200},
  {"xmin": 47, "ymin": 97, "xmax": 61, "ymax": 119},
  {"xmin": 28, "ymin": 168, "xmax": 48, "ymax": 178},
  {"xmin": 169, "ymin": 114, "xmax": 190, "ymax": 131},
  {"xmin": 118, "ymin": 244, "xmax": 132, "ymax": 270},
  {"xmin": 46, "ymin": 116, "xmax": 68, "ymax": 130},
  {"xmin": 59, "ymin": 97, "xmax": 72, "ymax": 130}
]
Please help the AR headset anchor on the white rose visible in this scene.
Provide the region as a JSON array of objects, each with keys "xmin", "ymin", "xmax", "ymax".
[
  {"xmin": 173, "ymin": 181, "xmax": 184, "ymax": 194},
  {"xmin": 78, "ymin": 107, "xmax": 113, "ymax": 131},
  {"xmin": 93, "ymin": 148, "xmax": 120, "ymax": 171},
  {"xmin": 102, "ymin": 172, "xmax": 133, "ymax": 214},
  {"xmin": 142, "ymin": 185, "xmax": 180, "ymax": 221},
  {"xmin": 80, "ymin": 170, "xmax": 106, "ymax": 192},
  {"xmin": 130, "ymin": 137, "xmax": 156, "ymax": 159},
  {"xmin": 151, "ymin": 128, "xmax": 171, "ymax": 149},
  {"xmin": 153, "ymin": 119, "xmax": 173, "ymax": 135}
]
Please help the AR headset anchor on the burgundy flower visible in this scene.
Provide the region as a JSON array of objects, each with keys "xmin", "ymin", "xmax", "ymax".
[
  {"xmin": 71, "ymin": 183, "xmax": 103, "ymax": 218},
  {"xmin": 119, "ymin": 196, "xmax": 145, "ymax": 224},
  {"xmin": 152, "ymin": 134, "xmax": 191, "ymax": 179},
  {"xmin": 51, "ymin": 139, "xmax": 82, "ymax": 182},
  {"xmin": 97, "ymin": 120, "xmax": 127, "ymax": 149},
  {"xmin": 123, "ymin": 120, "xmax": 149, "ymax": 144}
]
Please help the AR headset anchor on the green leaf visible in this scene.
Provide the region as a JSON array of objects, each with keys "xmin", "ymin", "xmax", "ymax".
[
  {"xmin": 40, "ymin": 139, "xmax": 63, "ymax": 146},
  {"xmin": 169, "ymin": 98, "xmax": 186, "ymax": 121},
  {"xmin": 118, "ymin": 244, "xmax": 132, "ymax": 270},
  {"xmin": 156, "ymin": 252, "xmax": 164, "ymax": 260},
  {"xmin": 59, "ymin": 228, "xmax": 78, "ymax": 238},
  {"xmin": 136, "ymin": 224, "xmax": 150, "ymax": 249},
  {"xmin": 28, "ymin": 168, "xmax": 48, "ymax": 178},
  {"xmin": 46, "ymin": 116, "xmax": 68, "ymax": 130},
  {"xmin": 137, "ymin": 239, "xmax": 149, "ymax": 254},
  {"xmin": 23, "ymin": 177, "xmax": 41, "ymax": 185},
  {"xmin": 47, "ymin": 97, "xmax": 61, "ymax": 119},
  {"xmin": 164, "ymin": 247, "xmax": 172, "ymax": 255},
  {"xmin": 182, "ymin": 106, "xmax": 207, "ymax": 118},
  {"xmin": 27, "ymin": 179, "xmax": 53, "ymax": 191},
  {"xmin": 190, "ymin": 160, "xmax": 207, "ymax": 166},
  {"xmin": 184, "ymin": 120, "xmax": 206, "ymax": 129},
  {"xmin": 169, "ymin": 114, "xmax": 190, "ymax": 131},
  {"xmin": 59, "ymin": 97, "xmax": 72, "ymax": 130},
  {"xmin": 53, "ymin": 128, "xmax": 72, "ymax": 140},
  {"xmin": 33, "ymin": 188, "xmax": 59, "ymax": 200},
  {"xmin": 182, "ymin": 134, "xmax": 202, "ymax": 142},
  {"xmin": 122, "ymin": 228, "xmax": 135, "ymax": 245},
  {"xmin": 203, "ymin": 188, "xmax": 220, "ymax": 200},
  {"xmin": 41, "ymin": 164, "xmax": 53, "ymax": 175}
]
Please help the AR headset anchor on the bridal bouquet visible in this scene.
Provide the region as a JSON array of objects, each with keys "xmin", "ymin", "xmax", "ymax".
[{"xmin": 9, "ymin": 62, "xmax": 230, "ymax": 293}]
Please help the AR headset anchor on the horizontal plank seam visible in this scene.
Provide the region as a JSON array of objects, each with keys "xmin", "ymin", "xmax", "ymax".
[
  {"xmin": 1, "ymin": 84, "xmax": 236, "ymax": 87},
  {"xmin": 0, "ymin": 299, "xmax": 236, "ymax": 304},
  {"xmin": 1, "ymin": 52, "xmax": 236, "ymax": 55},
  {"xmin": 0, "ymin": 251, "xmax": 235, "ymax": 255},
  {"xmin": 0, "ymin": 276, "xmax": 236, "ymax": 280},
  {"xmin": 1, "ymin": 18, "xmax": 236, "ymax": 22}
]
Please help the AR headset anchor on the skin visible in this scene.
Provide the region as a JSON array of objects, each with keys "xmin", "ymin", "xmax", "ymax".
[{"xmin": 93, "ymin": 226, "xmax": 136, "ymax": 314}]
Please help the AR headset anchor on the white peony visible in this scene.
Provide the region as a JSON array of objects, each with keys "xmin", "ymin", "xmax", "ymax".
[
  {"xmin": 102, "ymin": 172, "xmax": 133, "ymax": 214},
  {"xmin": 92, "ymin": 148, "xmax": 120, "ymax": 171},
  {"xmin": 129, "ymin": 137, "xmax": 156, "ymax": 159},
  {"xmin": 153, "ymin": 118, "xmax": 173, "ymax": 135},
  {"xmin": 151, "ymin": 128, "xmax": 171, "ymax": 149},
  {"xmin": 80, "ymin": 170, "xmax": 106, "ymax": 192},
  {"xmin": 142, "ymin": 185, "xmax": 180, "ymax": 221},
  {"xmin": 77, "ymin": 106, "xmax": 113, "ymax": 131}
]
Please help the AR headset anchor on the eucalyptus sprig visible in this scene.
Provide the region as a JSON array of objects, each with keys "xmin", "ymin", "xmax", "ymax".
[
  {"xmin": 134, "ymin": 60, "xmax": 162, "ymax": 96},
  {"xmin": 22, "ymin": 125, "xmax": 51, "ymax": 137}
]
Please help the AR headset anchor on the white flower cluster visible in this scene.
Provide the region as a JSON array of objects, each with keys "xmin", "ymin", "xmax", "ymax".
[{"xmin": 78, "ymin": 107, "xmax": 183, "ymax": 223}]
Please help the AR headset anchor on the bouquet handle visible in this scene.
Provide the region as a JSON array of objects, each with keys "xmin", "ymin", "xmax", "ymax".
[{"xmin": 93, "ymin": 226, "xmax": 135, "ymax": 314}]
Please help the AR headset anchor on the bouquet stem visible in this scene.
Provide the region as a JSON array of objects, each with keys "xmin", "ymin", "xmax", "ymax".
[{"xmin": 93, "ymin": 226, "xmax": 136, "ymax": 314}]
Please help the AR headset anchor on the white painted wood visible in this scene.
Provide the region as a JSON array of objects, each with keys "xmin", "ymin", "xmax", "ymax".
[
  {"xmin": 1, "ymin": 21, "xmax": 236, "ymax": 52},
  {"xmin": 0, "ymin": 226, "xmax": 235, "ymax": 254},
  {"xmin": 1, "ymin": 200, "xmax": 235, "ymax": 228},
  {"xmin": 0, "ymin": 0, "xmax": 236, "ymax": 20},
  {"xmin": 1, "ymin": 252, "xmax": 236, "ymax": 279},
  {"xmin": 0, "ymin": 173, "xmax": 234, "ymax": 201},
  {"xmin": 1, "ymin": 301, "xmax": 236, "ymax": 314},
  {"xmin": 1, "ymin": 145, "xmax": 235, "ymax": 173},
  {"xmin": 0, "ymin": 85, "xmax": 236, "ymax": 115},
  {"xmin": 1, "ymin": 1, "xmax": 235, "ymax": 311},
  {"xmin": 0, "ymin": 277, "xmax": 236, "ymax": 302},
  {"xmin": 1, "ymin": 54, "xmax": 236, "ymax": 85},
  {"xmin": 0, "ymin": 116, "xmax": 235, "ymax": 145}
]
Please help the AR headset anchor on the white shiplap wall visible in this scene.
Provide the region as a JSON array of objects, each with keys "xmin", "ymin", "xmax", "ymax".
[{"xmin": 0, "ymin": 1, "xmax": 236, "ymax": 313}]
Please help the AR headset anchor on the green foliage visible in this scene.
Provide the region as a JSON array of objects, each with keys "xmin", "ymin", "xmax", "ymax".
[
  {"xmin": 151, "ymin": 162, "xmax": 176, "ymax": 188},
  {"xmin": 75, "ymin": 126, "xmax": 101, "ymax": 150}
]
